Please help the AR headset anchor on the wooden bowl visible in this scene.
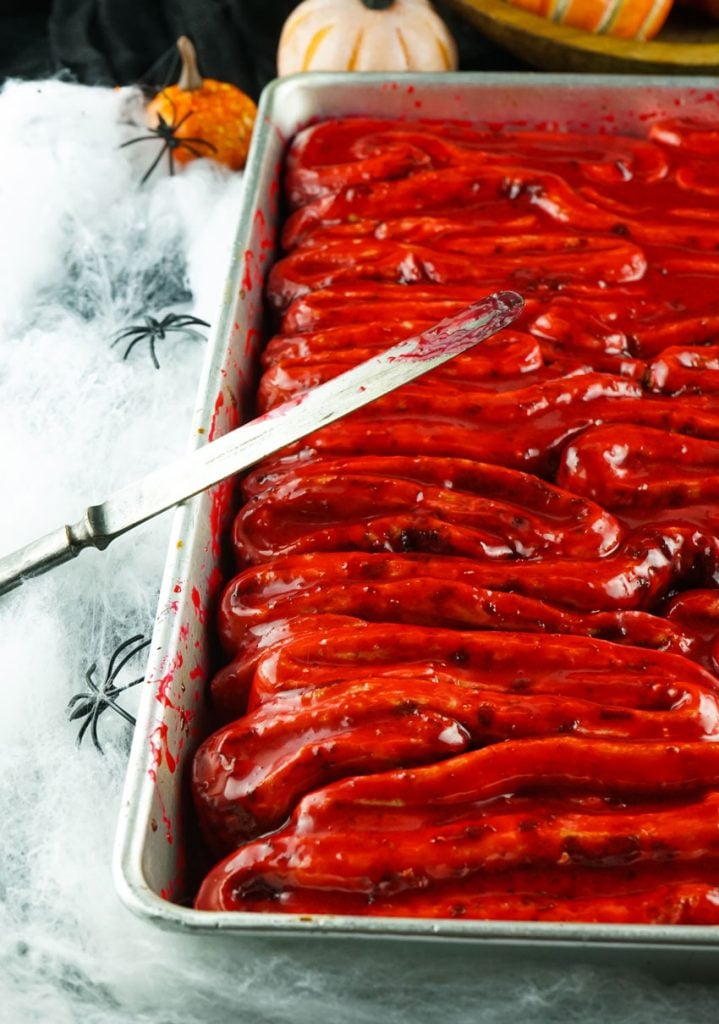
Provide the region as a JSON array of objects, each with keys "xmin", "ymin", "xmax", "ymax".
[{"xmin": 443, "ymin": 0, "xmax": 719, "ymax": 73}]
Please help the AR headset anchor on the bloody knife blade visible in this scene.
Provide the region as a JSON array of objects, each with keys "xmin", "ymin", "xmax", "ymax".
[{"xmin": 0, "ymin": 290, "xmax": 522, "ymax": 596}]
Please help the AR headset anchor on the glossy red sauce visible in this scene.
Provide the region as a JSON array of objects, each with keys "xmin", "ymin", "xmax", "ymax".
[{"xmin": 193, "ymin": 115, "xmax": 719, "ymax": 923}]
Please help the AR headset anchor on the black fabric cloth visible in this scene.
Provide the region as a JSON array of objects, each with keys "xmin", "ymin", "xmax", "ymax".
[
  {"xmin": 48, "ymin": 0, "xmax": 301, "ymax": 97},
  {"xmin": 0, "ymin": 0, "xmax": 525, "ymax": 98},
  {"xmin": 0, "ymin": 1, "xmax": 54, "ymax": 81}
]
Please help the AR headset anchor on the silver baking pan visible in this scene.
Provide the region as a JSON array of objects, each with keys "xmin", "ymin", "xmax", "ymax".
[{"xmin": 114, "ymin": 71, "xmax": 719, "ymax": 967}]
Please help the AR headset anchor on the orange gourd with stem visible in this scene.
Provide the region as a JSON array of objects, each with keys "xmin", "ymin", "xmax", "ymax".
[{"xmin": 123, "ymin": 36, "xmax": 257, "ymax": 181}]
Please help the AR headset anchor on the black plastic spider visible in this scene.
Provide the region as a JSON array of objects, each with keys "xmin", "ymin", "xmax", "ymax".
[
  {"xmin": 67, "ymin": 634, "xmax": 151, "ymax": 754},
  {"xmin": 119, "ymin": 100, "xmax": 217, "ymax": 184},
  {"xmin": 112, "ymin": 311, "xmax": 210, "ymax": 369}
]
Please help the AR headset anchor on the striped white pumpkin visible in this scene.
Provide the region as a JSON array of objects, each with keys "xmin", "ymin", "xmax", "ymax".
[
  {"xmin": 505, "ymin": 0, "xmax": 674, "ymax": 40},
  {"xmin": 277, "ymin": 0, "xmax": 458, "ymax": 75}
]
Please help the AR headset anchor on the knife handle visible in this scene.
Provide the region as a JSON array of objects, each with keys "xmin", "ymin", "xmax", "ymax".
[{"xmin": 0, "ymin": 523, "xmax": 94, "ymax": 596}]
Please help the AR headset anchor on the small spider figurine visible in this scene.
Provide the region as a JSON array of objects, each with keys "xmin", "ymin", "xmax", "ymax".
[
  {"xmin": 119, "ymin": 103, "xmax": 217, "ymax": 184},
  {"xmin": 67, "ymin": 634, "xmax": 151, "ymax": 754},
  {"xmin": 112, "ymin": 311, "xmax": 210, "ymax": 369}
]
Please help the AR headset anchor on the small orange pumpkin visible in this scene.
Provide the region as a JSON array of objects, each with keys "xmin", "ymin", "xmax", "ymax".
[
  {"xmin": 145, "ymin": 36, "xmax": 257, "ymax": 172},
  {"xmin": 502, "ymin": 0, "xmax": 673, "ymax": 40},
  {"xmin": 277, "ymin": 0, "xmax": 458, "ymax": 75}
]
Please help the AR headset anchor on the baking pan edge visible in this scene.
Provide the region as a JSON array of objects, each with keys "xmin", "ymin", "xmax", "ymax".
[{"xmin": 114, "ymin": 72, "xmax": 719, "ymax": 956}]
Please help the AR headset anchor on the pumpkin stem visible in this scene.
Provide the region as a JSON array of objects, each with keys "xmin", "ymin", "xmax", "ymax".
[
  {"xmin": 361, "ymin": 0, "xmax": 396, "ymax": 8},
  {"xmin": 177, "ymin": 35, "xmax": 203, "ymax": 91}
]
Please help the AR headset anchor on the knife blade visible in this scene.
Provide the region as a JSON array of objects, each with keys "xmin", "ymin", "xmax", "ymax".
[{"xmin": 0, "ymin": 290, "xmax": 522, "ymax": 596}]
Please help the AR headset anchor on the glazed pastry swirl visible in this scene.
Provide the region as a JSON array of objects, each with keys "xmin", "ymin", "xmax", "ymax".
[{"xmin": 193, "ymin": 116, "xmax": 719, "ymax": 922}]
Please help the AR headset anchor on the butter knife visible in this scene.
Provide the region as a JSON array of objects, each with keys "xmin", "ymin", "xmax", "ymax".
[{"xmin": 0, "ymin": 290, "xmax": 522, "ymax": 596}]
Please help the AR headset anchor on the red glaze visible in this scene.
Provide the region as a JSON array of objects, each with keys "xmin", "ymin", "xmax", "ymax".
[
  {"xmin": 258, "ymin": 330, "xmax": 562, "ymax": 409},
  {"xmin": 557, "ymin": 424, "xmax": 719, "ymax": 510},
  {"xmin": 233, "ymin": 455, "xmax": 623, "ymax": 565},
  {"xmin": 195, "ymin": 676, "xmax": 719, "ymax": 852},
  {"xmin": 194, "ymin": 115, "xmax": 719, "ymax": 924},
  {"xmin": 218, "ymin": 620, "xmax": 719, "ymax": 713},
  {"xmin": 196, "ymin": 736, "xmax": 719, "ymax": 912},
  {"xmin": 219, "ymin": 534, "xmax": 719, "ymax": 638},
  {"xmin": 211, "ymin": 608, "xmax": 716, "ymax": 718},
  {"xmin": 243, "ymin": 377, "xmax": 719, "ymax": 478},
  {"xmin": 200, "ymin": 872, "xmax": 719, "ymax": 924}
]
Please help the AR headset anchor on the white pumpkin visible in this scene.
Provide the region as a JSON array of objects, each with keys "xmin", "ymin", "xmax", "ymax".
[{"xmin": 277, "ymin": 0, "xmax": 459, "ymax": 75}]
